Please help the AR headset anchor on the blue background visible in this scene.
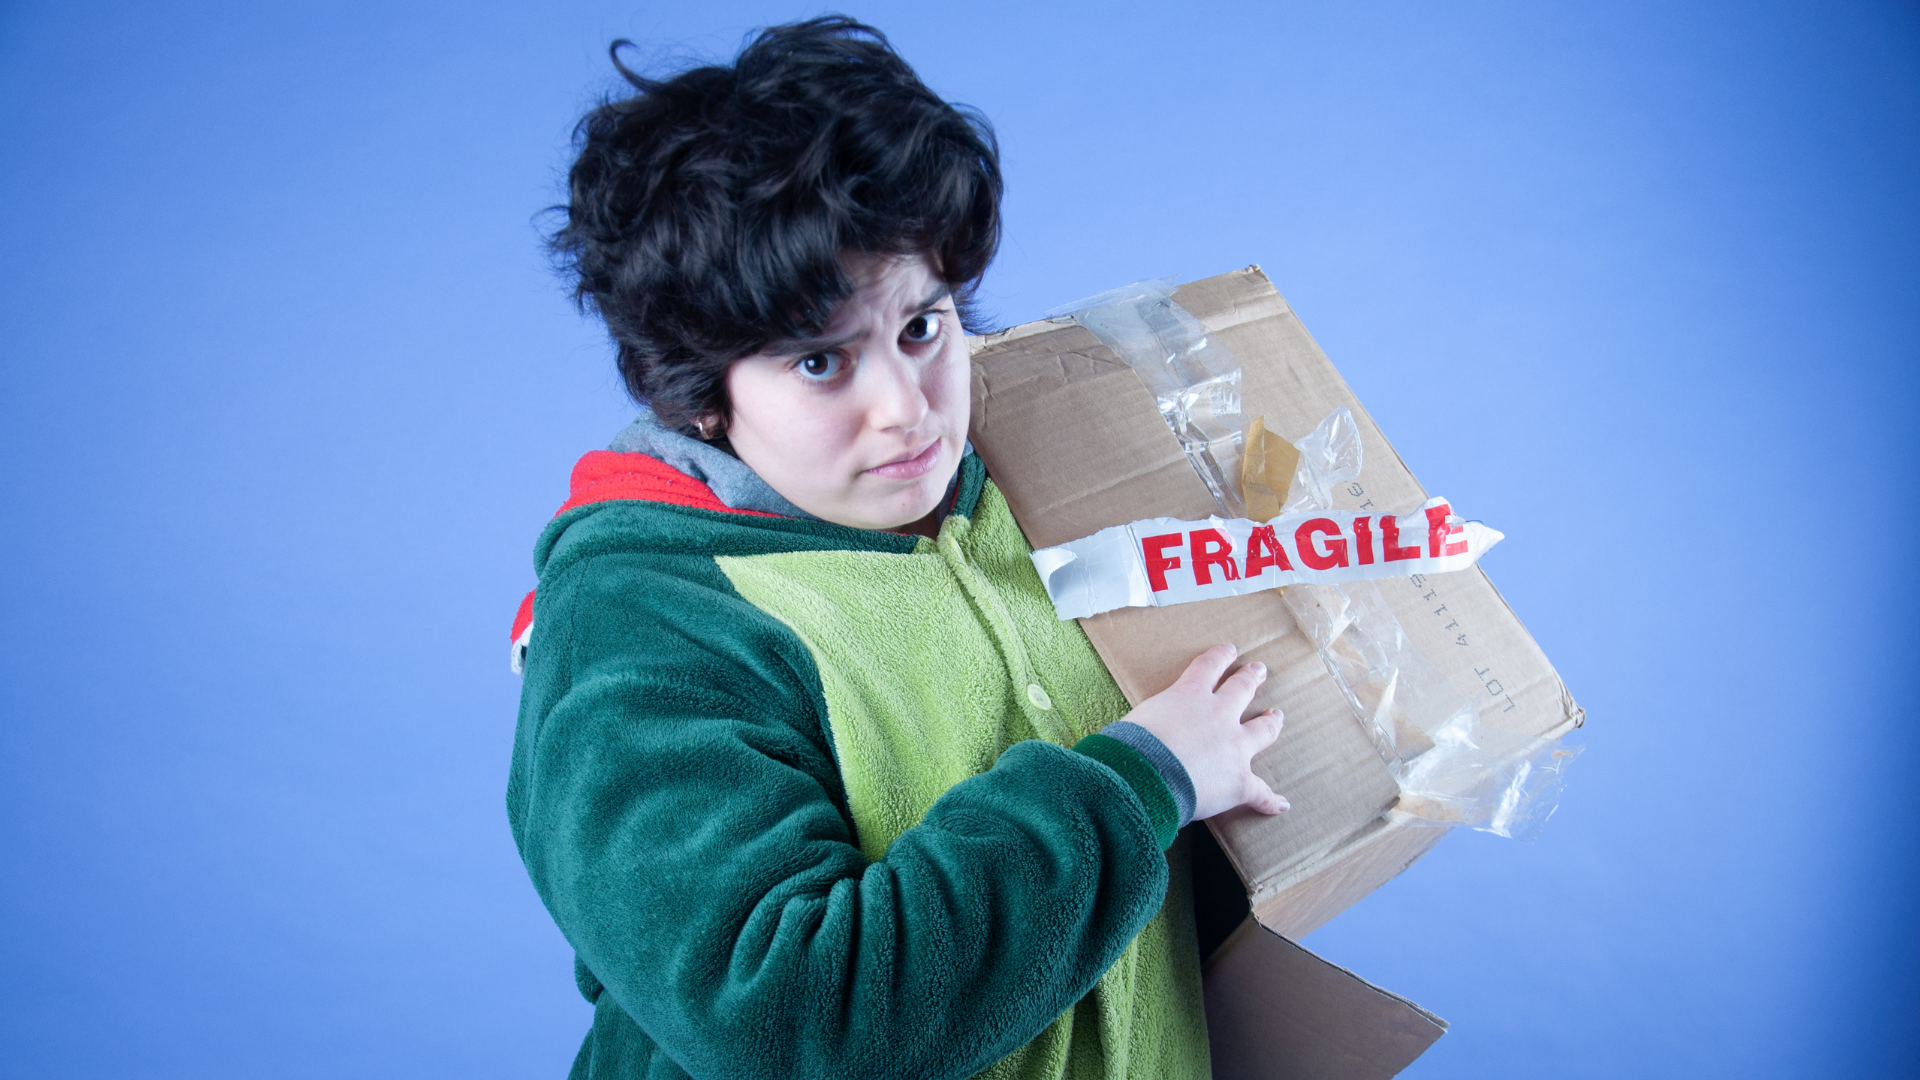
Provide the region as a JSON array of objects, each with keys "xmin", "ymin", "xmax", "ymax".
[{"xmin": 2, "ymin": 1, "xmax": 1914, "ymax": 1076}]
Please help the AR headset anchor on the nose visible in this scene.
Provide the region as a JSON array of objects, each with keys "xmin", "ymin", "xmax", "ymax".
[{"xmin": 861, "ymin": 343, "xmax": 931, "ymax": 433}]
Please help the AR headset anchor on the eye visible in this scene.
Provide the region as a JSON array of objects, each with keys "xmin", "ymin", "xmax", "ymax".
[
  {"xmin": 796, "ymin": 352, "xmax": 845, "ymax": 381},
  {"xmin": 902, "ymin": 311, "xmax": 942, "ymax": 345}
]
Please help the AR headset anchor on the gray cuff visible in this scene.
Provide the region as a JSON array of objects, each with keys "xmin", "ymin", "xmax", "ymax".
[{"xmin": 1099, "ymin": 721, "xmax": 1196, "ymax": 829}]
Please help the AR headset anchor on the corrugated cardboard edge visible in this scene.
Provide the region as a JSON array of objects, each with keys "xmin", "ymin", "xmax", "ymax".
[
  {"xmin": 1233, "ymin": 696, "xmax": 1586, "ymax": 940},
  {"xmin": 1241, "ymin": 815, "xmax": 1449, "ymax": 941},
  {"xmin": 967, "ymin": 265, "xmax": 1292, "ymax": 355},
  {"xmin": 1203, "ymin": 915, "xmax": 1447, "ymax": 1080}
]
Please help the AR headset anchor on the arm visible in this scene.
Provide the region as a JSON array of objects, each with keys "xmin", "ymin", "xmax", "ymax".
[{"xmin": 508, "ymin": 552, "xmax": 1180, "ymax": 1080}]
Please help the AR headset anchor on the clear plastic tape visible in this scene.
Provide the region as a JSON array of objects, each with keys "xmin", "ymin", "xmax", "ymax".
[
  {"xmin": 1389, "ymin": 708, "xmax": 1585, "ymax": 840},
  {"xmin": 1280, "ymin": 405, "xmax": 1363, "ymax": 516},
  {"xmin": 1275, "ymin": 407, "xmax": 1578, "ymax": 839},
  {"xmin": 1048, "ymin": 280, "xmax": 1247, "ymax": 518},
  {"xmin": 1049, "ymin": 283, "xmax": 1576, "ymax": 838}
]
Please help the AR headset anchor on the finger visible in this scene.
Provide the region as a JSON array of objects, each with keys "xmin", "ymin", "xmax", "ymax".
[
  {"xmin": 1244, "ymin": 771, "xmax": 1289, "ymax": 815},
  {"xmin": 1175, "ymin": 644, "xmax": 1238, "ymax": 693},
  {"xmin": 1216, "ymin": 661, "xmax": 1267, "ymax": 713},
  {"xmin": 1239, "ymin": 709, "xmax": 1285, "ymax": 752}
]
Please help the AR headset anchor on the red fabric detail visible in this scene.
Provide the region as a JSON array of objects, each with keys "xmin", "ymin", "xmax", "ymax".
[
  {"xmin": 555, "ymin": 450, "xmax": 780, "ymax": 519},
  {"xmin": 510, "ymin": 590, "xmax": 535, "ymax": 644},
  {"xmin": 513, "ymin": 452, "xmax": 780, "ymax": 646}
]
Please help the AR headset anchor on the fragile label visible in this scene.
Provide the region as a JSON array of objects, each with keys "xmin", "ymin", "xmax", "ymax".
[{"xmin": 1029, "ymin": 497, "xmax": 1503, "ymax": 620}]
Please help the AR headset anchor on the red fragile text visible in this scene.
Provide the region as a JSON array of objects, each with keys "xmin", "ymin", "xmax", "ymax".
[{"xmin": 1142, "ymin": 503, "xmax": 1468, "ymax": 592}]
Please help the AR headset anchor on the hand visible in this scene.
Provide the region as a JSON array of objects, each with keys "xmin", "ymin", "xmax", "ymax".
[{"xmin": 1120, "ymin": 644, "xmax": 1288, "ymax": 820}]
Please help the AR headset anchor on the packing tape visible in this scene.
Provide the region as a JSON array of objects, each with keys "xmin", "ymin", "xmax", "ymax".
[{"xmin": 1030, "ymin": 498, "xmax": 1503, "ymax": 621}]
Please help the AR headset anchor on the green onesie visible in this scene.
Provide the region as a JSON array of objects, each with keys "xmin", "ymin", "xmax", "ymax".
[{"xmin": 508, "ymin": 449, "xmax": 1209, "ymax": 1080}]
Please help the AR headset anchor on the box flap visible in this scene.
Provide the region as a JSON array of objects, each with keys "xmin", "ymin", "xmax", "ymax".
[{"xmin": 1202, "ymin": 915, "xmax": 1447, "ymax": 1079}]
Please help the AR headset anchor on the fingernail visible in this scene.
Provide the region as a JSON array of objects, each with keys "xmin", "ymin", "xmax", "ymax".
[
  {"xmin": 1276, "ymin": 796, "xmax": 1291, "ymax": 812},
  {"xmin": 1249, "ymin": 662, "xmax": 1266, "ymax": 676}
]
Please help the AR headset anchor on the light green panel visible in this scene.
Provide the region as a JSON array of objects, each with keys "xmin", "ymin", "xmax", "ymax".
[
  {"xmin": 717, "ymin": 482, "xmax": 1208, "ymax": 1080},
  {"xmin": 716, "ymin": 482, "xmax": 1131, "ymax": 861}
]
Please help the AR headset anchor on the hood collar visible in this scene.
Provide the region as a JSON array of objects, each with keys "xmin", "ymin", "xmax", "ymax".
[{"xmin": 607, "ymin": 406, "xmax": 821, "ymax": 520}]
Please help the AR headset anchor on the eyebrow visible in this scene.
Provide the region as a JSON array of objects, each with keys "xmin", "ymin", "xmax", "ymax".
[
  {"xmin": 908, "ymin": 283, "xmax": 954, "ymax": 315},
  {"xmin": 773, "ymin": 284, "xmax": 955, "ymax": 356}
]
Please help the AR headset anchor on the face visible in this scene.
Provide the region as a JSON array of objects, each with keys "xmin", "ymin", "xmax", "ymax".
[{"xmin": 724, "ymin": 253, "xmax": 971, "ymax": 533}]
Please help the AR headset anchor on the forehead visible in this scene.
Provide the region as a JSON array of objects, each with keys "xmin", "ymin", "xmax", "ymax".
[
  {"xmin": 834, "ymin": 252, "xmax": 946, "ymax": 317},
  {"xmin": 767, "ymin": 253, "xmax": 948, "ymax": 354}
]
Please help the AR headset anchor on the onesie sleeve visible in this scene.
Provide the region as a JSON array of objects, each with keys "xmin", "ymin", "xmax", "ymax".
[{"xmin": 507, "ymin": 550, "xmax": 1174, "ymax": 1080}]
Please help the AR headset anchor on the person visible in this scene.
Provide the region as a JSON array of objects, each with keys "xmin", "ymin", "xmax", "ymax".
[{"xmin": 507, "ymin": 17, "xmax": 1288, "ymax": 1080}]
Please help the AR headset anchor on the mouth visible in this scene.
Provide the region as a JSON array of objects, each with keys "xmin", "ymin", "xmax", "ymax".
[{"xmin": 863, "ymin": 439, "xmax": 943, "ymax": 481}]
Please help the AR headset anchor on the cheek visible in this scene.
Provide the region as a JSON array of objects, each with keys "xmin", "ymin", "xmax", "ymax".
[
  {"xmin": 781, "ymin": 395, "xmax": 866, "ymax": 450},
  {"xmin": 729, "ymin": 367, "xmax": 862, "ymax": 460},
  {"xmin": 929, "ymin": 343, "xmax": 973, "ymax": 427}
]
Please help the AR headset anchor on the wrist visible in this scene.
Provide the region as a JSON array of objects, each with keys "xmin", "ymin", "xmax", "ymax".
[
  {"xmin": 1096, "ymin": 721, "xmax": 1196, "ymax": 830},
  {"xmin": 1072, "ymin": 732, "xmax": 1184, "ymax": 849}
]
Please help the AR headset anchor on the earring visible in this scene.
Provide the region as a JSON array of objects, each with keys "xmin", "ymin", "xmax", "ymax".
[{"xmin": 693, "ymin": 413, "xmax": 719, "ymax": 440}]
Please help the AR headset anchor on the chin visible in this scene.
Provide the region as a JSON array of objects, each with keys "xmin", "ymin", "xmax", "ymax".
[
  {"xmin": 861, "ymin": 473, "xmax": 952, "ymax": 531},
  {"xmin": 866, "ymin": 495, "xmax": 939, "ymax": 531}
]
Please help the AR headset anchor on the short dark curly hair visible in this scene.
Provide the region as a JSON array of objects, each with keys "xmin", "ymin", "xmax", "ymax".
[{"xmin": 548, "ymin": 16, "xmax": 1003, "ymax": 436}]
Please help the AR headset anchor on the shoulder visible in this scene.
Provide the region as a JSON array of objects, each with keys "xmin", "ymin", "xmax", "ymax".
[
  {"xmin": 508, "ymin": 542, "xmax": 851, "ymax": 850},
  {"xmin": 530, "ymin": 543, "xmax": 821, "ymax": 714}
]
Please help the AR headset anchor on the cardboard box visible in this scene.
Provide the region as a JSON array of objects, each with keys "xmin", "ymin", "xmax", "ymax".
[{"xmin": 967, "ymin": 267, "xmax": 1584, "ymax": 1077}]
